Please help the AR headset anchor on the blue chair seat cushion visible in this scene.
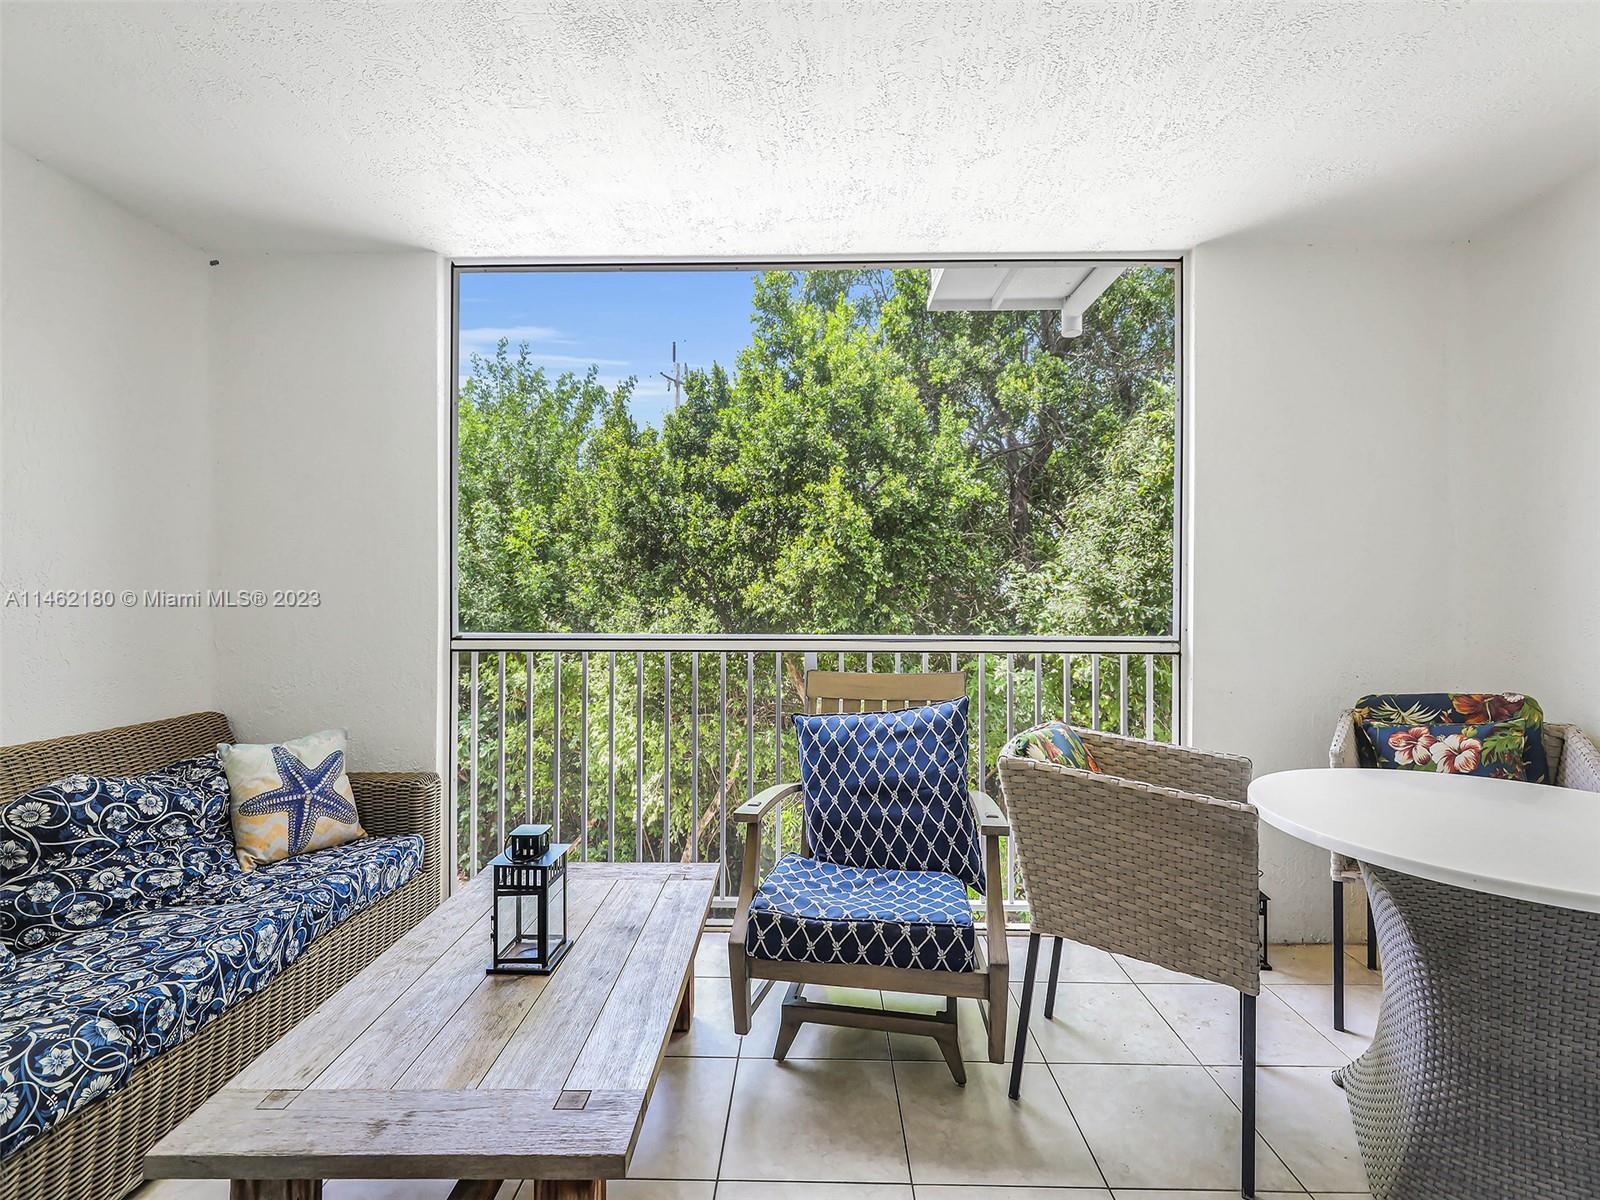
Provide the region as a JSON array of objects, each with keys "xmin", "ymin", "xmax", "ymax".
[
  {"xmin": 0, "ymin": 834, "xmax": 422, "ymax": 1158},
  {"xmin": 745, "ymin": 854, "xmax": 977, "ymax": 973}
]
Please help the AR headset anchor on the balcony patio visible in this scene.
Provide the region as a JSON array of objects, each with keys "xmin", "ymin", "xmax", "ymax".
[{"xmin": 5, "ymin": 5, "xmax": 1600, "ymax": 1200}]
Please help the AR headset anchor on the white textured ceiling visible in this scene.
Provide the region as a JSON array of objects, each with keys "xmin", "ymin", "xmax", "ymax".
[{"xmin": 2, "ymin": 1, "xmax": 1597, "ymax": 255}]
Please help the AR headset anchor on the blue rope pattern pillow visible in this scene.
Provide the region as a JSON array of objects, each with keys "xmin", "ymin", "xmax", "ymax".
[{"xmin": 792, "ymin": 697, "xmax": 984, "ymax": 892}]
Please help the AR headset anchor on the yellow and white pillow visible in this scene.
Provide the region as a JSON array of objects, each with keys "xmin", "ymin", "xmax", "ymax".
[{"xmin": 218, "ymin": 729, "xmax": 365, "ymax": 869}]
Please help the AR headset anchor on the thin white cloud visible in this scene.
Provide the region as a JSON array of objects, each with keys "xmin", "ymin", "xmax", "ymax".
[{"xmin": 458, "ymin": 324, "xmax": 568, "ymax": 349}]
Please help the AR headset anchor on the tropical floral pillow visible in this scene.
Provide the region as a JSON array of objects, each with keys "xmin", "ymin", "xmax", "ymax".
[
  {"xmin": 1353, "ymin": 693, "xmax": 1546, "ymax": 781},
  {"xmin": 0, "ymin": 753, "xmax": 239, "ymax": 952},
  {"xmin": 1003, "ymin": 720, "xmax": 1100, "ymax": 773},
  {"xmin": 219, "ymin": 729, "xmax": 365, "ymax": 870},
  {"xmin": 1363, "ymin": 719, "xmax": 1527, "ymax": 779}
]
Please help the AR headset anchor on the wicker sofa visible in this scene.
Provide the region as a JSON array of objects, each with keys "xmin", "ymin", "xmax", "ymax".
[{"xmin": 0, "ymin": 711, "xmax": 442, "ymax": 1200}]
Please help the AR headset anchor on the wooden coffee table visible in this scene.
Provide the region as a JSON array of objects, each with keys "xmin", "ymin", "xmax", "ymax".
[{"xmin": 145, "ymin": 862, "xmax": 718, "ymax": 1200}]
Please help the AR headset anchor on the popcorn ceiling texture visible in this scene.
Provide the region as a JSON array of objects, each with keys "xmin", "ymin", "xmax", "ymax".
[{"xmin": 1, "ymin": 1, "xmax": 1596, "ymax": 254}]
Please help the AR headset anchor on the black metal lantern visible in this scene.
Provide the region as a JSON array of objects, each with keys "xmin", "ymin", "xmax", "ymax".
[{"xmin": 488, "ymin": 829, "xmax": 571, "ymax": 975}]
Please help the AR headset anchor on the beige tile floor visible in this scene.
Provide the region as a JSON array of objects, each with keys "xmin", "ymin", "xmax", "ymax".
[{"xmin": 141, "ymin": 940, "xmax": 1381, "ymax": 1200}]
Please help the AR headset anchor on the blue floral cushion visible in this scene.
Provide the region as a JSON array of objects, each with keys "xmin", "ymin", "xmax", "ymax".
[
  {"xmin": 1363, "ymin": 720, "xmax": 1527, "ymax": 779},
  {"xmin": 1353, "ymin": 693, "xmax": 1546, "ymax": 782},
  {"xmin": 792, "ymin": 697, "xmax": 984, "ymax": 892},
  {"xmin": 0, "ymin": 754, "xmax": 240, "ymax": 952},
  {"xmin": 745, "ymin": 853, "xmax": 977, "ymax": 973},
  {"xmin": 0, "ymin": 834, "xmax": 422, "ymax": 1158},
  {"xmin": 0, "ymin": 942, "xmax": 13, "ymax": 974},
  {"xmin": 175, "ymin": 834, "xmax": 424, "ymax": 927}
]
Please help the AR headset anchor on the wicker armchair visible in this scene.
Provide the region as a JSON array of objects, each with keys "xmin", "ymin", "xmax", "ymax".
[
  {"xmin": 1327, "ymin": 710, "xmax": 1600, "ymax": 1030},
  {"xmin": 999, "ymin": 728, "xmax": 1261, "ymax": 1198},
  {"xmin": 0, "ymin": 712, "xmax": 442, "ymax": 1200}
]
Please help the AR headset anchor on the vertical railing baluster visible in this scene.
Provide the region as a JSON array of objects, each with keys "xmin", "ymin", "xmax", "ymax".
[
  {"xmin": 468, "ymin": 651, "xmax": 479, "ymax": 876},
  {"xmin": 607, "ymin": 651, "xmax": 617, "ymax": 862},
  {"xmin": 921, "ymin": 650, "xmax": 930, "ymax": 672},
  {"xmin": 531, "ymin": 652, "xmax": 544, "ymax": 832},
  {"xmin": 1033, "ymin": 652, "xmax": 1042, "ymax": 726},
  {"xmin": 690, "ymin": 652, "xmax": 700, "ymax": 864},
  {"xmin": 976, "ymin": 653, "xmax": 987, "ymax": 789},
  {"xmin": 1091, "ymin": 654, "xmax": 1102, "ymax": 730},
  {"xmin": 773, "ymin": 651, "xmax": 783, "ymax": 856},
  {"xmin": 745, "ymin": 654, "xmax": 755, "ymax": 801},
  {"xmin": 1063, "ymin": 653, "xmax": 1073, "ymax": 723},
  {"xmin": 1004, "ymin": 652, "xmax": 1015, "ymax": 905},
  {"xmin": 1170, "ymin": 653, "xmax": 1181, "ymax": 744},
  {"xmin": 1145, "ymin": 654, "xmax": 1155, "ymax": 741},
  {"xmin": 496, "ymin": 653, "xmax": 507, "ymax": 849},
  {"xmin": 580, "ymin": 653, "xmax": 589, "ymax": 862},
  {"xmin": 551, "ymin": 651, "xmax": 561, "ymax": 840},
  {"xmin": 663, "ymin": 651, "xmax": 672, "ymax": 863},
  {"xmin": 635, "ymin": 652, "xmax": 645, "ymax": 863},
  {"xmin": 1119, "ymin": 653, "xmax": 1130, "ymax": 735},
  {"xmin": 449, "ymin": 651, "xmax": 460, "ymax": 891},
  {"xmin": 719, "ymin": 654, "xmax": 729, "ymax": 894},
  {"xmin": 1005, "ymin": 652, "xmax": 1015, "ymax": 741}
]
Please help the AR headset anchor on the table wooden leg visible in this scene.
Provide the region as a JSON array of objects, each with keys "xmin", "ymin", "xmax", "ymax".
[
  {"xmin": 674, "ymin": 970, "xmax": 694, "ymax": 1033},
  {"xmin": 447, "ymin": 1182, "xmax": 505, "ymax": 1200},
  {"xmin": 230, "ymin": 1182, "xmax": 322, "ymax": 1200},
  {"xmin": 527, "ymin": 1181, "xmax": 605, "ymax": 1199}
]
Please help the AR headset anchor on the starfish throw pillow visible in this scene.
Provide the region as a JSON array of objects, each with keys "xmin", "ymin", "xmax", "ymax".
[{"xmin": 218, "ymin": 729, "xmax": 366, "ymax": 869}]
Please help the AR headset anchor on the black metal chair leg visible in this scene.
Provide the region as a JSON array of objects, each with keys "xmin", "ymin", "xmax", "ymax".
[
  {"xmin": 1043, "ymin": 937, "xmax": 1064, "ymax": 1019},
  {"xmin": 1332, "ymin": 880, "xmax": 1346, "ymax": 1032},
  {"xmin": 1366, "ymin": 899, "xmax": 1379, "ymax": 972},
  {"xmin": 1241, "ymin": 991, "xmax": 1257, "ymax": 1199},
  {"xmin": 1008, "ymin": 932, "xmax": 1040, "ymax": 1100}
]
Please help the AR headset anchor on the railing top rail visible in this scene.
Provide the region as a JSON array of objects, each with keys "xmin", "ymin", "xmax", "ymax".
[{"xmin": 451, "ymin": 633, "xmax": 1181, "ymax": 654}]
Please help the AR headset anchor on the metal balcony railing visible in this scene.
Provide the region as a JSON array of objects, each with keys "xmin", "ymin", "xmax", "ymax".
[{"xmin": 449, "ymin": 634, "xmax": 1181, "ymax": 912}]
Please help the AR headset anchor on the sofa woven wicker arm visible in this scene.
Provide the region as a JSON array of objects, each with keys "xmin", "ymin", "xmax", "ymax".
[{"xmin": 0, "ymin": 714, "xmax": 443, "ymax": 1200}]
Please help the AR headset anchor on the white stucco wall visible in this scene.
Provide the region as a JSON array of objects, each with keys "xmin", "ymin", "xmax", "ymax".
[
  {"xmin": 1185, "ymin": 240, "xmax": 1471, "ymax": 941},
  {"xmin": 207, "ymin": 252, "xmax": 448, "ymax": 772},
  {"xmin": 1450, "ymin": 165, "xmax": 1600, "ymax": 733},
  {"xmin": 0, "ymin": 145, "xmax": 214, "ymax": 742}
]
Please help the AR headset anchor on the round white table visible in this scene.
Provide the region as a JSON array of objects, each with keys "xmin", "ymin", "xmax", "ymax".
[{"xmin": 1250, "ymin": 768, "xmax": 1600, "ymax": 1200}]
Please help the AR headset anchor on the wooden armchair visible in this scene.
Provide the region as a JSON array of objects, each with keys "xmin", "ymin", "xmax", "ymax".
[{"xmin": 727, "ymin": 671, "xmax": 1010, "ymax": 1083}]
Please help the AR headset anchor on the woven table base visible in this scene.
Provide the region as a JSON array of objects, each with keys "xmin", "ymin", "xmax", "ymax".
[{"xmin": 1335, "ymin": 864, "xmax": 1600, "ymax": 1199}]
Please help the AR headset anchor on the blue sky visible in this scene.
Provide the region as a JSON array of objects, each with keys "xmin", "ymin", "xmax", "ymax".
[{"xmin": 458, "ymin": 270, "xmax": 758, "ymax": 428}]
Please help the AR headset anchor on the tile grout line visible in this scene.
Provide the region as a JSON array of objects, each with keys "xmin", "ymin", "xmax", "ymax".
[
  {"xmin": 885, "ymin": 1032, "xmax": 917, "ymax": 1192},
  {"xmin": 710, "ymin": 1045, "xmax": 743, "ymax": 1194},
  {"xmin": 1039, "ymin": 1043, "xmax": 1114, "ymax": 1195}
]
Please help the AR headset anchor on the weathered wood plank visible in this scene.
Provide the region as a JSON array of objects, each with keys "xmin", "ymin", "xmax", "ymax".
[
  {"xmin": 478, "ymin": 877, "xmax": 664, "ymax": 1092},
  {"xmin": 394, "ymin": 876, "xmax": 620, "ymax": 1090},
  {"xmin": 304, "ymin": 908, "xmax": 494, "ymax": 1089},
  {"xmin": 144, "ymin": 1088, "xmax": 640, "ymax": 1180},
  {"xmin": 233, "ymin": 872, "xmax": 492, "ymax": 1090},
  {"xmin": 566, "ymin": 879, "xmax": 714, "ymax": 1093}
]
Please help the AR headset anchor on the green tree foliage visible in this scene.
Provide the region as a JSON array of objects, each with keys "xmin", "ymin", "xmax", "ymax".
[
  {"xmin": 452, "ymin": 267, "xmax": 1177, "ymax": 881},
  {"xmin": 458, "ymin": 265, "xmax": 1175, "ymax": 638}
]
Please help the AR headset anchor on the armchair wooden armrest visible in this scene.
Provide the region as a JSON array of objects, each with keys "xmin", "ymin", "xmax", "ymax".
[
  {"xmin": 968, "ymin": 788, "xmax": 1009, "ymax": 837},
  {"xmin": 732, "ymin": 780, "xmax": 801, "ymax": 824}
]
